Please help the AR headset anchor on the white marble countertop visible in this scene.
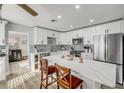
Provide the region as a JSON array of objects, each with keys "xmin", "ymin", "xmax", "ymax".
[{"xmin": 44, "ymin": 55, "xmax": 116, "ymax": 88}]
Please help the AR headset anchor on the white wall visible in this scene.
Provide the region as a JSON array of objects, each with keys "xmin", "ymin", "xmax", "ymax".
[{"xmin": 6, "ymin": 23, "xmax": 34, "ymax": 44}]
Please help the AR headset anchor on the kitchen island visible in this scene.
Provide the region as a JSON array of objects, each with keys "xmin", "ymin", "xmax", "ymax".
[
  {"xmin": 30, "ymin": 51, "xmax": 116, "ymax": 89},
  {"xmin": 43, "ymin": 52, "xmax": 116, "ymax": 89}
]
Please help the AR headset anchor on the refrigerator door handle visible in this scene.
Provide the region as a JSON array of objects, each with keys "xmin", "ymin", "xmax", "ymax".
[
  {"xmin": 105, "ymin": 35, "xmax": 108, "ymax": 60},
  {"xmin": 104, "ymin": 35, "xmax": 106, "ymax": 61}
]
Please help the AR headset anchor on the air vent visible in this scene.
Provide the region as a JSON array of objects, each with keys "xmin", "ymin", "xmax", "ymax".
[{"xmin": 50, "ymin": 19, "xmax": 57, "ymax": 22}]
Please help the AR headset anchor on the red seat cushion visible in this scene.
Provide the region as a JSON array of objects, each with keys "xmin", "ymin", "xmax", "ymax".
[
  {"xmin": 62, "ymin": 74, "xmax": 83, "ymax": 89},
  {"xmin": 48, "ymin": 66, "xmax": 56, "ymax": 75}
]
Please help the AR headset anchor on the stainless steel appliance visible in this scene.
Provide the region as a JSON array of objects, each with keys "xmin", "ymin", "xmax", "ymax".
[
  {"xmin": 72, "ymin": 38, "xmax": 83, "ymax": 45},
  {"xmin": 93, "ymin": 33, "xmax": 123, "ymax": 84}
]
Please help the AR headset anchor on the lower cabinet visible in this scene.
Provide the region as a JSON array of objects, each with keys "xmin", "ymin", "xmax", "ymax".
[{"xmin": 0, "ymin": 57, "xmax": 6, "ymax": 81}]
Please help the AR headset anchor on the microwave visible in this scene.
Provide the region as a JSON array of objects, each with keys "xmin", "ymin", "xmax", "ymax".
[{"xmin": 72, "ymin": 38, "xmax": 83, "ymax": 45}]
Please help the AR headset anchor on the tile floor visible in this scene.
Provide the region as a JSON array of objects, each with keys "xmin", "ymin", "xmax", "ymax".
[{"xmin": 0, "ymin": 60, "xmax": 57, "ymax": 89}]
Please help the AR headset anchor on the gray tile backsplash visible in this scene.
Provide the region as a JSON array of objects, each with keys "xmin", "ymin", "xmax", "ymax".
[{"xmin": 31, "ymin": 44, "xmax": 87, "ymax": 53}]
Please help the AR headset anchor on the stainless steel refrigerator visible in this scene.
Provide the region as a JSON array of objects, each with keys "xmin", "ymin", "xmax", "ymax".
[{"xmin": 93, "ymin": 33, "xmax": 123, "ymax": 84}]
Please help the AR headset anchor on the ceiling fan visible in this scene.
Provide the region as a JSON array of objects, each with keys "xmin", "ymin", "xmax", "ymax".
[{"xmin": 0, "ymin": 4, "xmax": 38, "ymax": 16}]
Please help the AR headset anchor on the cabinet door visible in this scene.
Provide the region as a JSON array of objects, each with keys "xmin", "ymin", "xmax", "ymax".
[
  {"xmin": 66, "ymin": 33, "xmax": 72, "ymax": 45},
  {"xmin": 107, "ymin": 21, "xmax": 122, "ymax": 34},
  {"xmin": 0, "ymin": 24, "xmax": 5, "ymax": 45},
  {"xmin": 83, "ymin": 27, "xmax": 95, "ymax": 45},
  {"xmin": 95, "ymin": 24, "xmax": 107, "ymax": 35},
  {"xmin": 60, "ymin": 33, "xmax": 66, "ymax": 44},
  {"xmin": 34, "ymin": 28, "xmax": 47, "ymax": 45},
  {"xmin": 56, "ymin": 34, "xmax": 61, "ymax": 45}
]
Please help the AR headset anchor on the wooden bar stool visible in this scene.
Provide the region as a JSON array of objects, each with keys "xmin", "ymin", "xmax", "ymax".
[
  {"xmin": 55, "ymin": 63, "xmax": 83, "ymax": 89},
  {"xmin": 40, "ymin": 58, "xmax": 56, "ymax": 89}
]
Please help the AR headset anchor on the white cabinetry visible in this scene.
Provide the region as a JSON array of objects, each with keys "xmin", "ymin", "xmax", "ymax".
[
  {"xmin": 0, "ymin": 24, "xmax": 5, "ymax": 45},
  {"xmin": 56, "ymin": 33, "xmax": 61, "ymax": 45},
  {"xmin": 95, "ymin": 24, "xmax": 107, "ymax": 35},
  {"xmin": 60, "ymin": 32, "xmax": 73, "ymax": 45},
  {"xmin": 60, "ymin": 27, "xmax": 95, "ymax": 45},
  {"xmin": 107, "ymin": 20, "xmax": 123, "ymax": 34},
  {"xmin": 66, "ymin": 32, "xmax": 73, "ymax": 45},
  {"xmin": 47, "ymin": 31, "xmax": 61, "ymax": 45},
  {"xmin": 62, "ymin": 30, "xmax": 83, "ymax": 45},
  {"xmin": 34, "ymin": 20, "xmax": 123, "ymax": 45},
  {"xmin": 34, "ymin": 27, "xmax": 47, "ymax": 45},
  {"xmin": 71, "ymin": 30, "xmax": 83, "ymax": 39},
  {"xmin": 60, "ymin": 33, "xmax": 68, "ymax": 45},
  {"xmin": 0, "ymin": 57, "xmax": 6, "ymax": 81},
  {"xmin": 34, "ymin": 27, "xmax": 61, "ymax": 45},
  {"xmin": 83, "ymin": 27, "xmax": 95, "ymax": 45},
  {"xmin": 95, "ymin": 20, "xmax": 123, "ymax": 35}
]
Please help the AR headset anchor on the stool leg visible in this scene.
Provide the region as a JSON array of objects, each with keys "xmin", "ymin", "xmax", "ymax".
[
  {"xmin": 40, "ymin": 69, "xmax": 43, "ymax": 89},
  {"xmin": 80, "ymin": 83, "xmax": 83, "ymax": 89},
  {"xmin": 40, "ymin": 84, "xmax": 42, "ymax": 89},
  {"xmin": 46, "ymin": 73, "xmax": 48, "ymax": 89},
  {"xmin": 57, "ymin": 82, "xmax": 59, "ymax": 89}
]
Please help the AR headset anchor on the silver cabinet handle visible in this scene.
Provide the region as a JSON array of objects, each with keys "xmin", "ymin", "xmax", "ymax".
[
  {"xmin": 2, "ymin": 39, "xmax": 4, "ymax": 44},
  {"xmin": 107, "ymin": 29, "xmax": 109, "ymax": 33},
  {"xmin": 105, "ymin": 29, "xmax": 109, "ymax": 33},
  {"xmin": 105, "ymin": 29, "xmax": 107, "ymax": 33}
]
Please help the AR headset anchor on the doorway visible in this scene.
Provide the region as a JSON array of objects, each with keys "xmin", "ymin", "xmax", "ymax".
[{"xmin": 8, "ymin": 31, "xmax": 30, "ymax": 73}]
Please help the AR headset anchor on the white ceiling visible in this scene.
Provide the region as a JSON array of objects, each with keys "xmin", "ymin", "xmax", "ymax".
[{"xmin": 1, "ymin": 4, "xmax": 124, "ymax": 31}]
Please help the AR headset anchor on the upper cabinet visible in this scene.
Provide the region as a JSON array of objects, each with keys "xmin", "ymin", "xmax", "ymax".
[
  {"xmin": 34, "ymin": 20, "xmax": 124, "ymax": 45},
  {"xmin": 95, "ymin": 24, "xmax": 107, "ymax": 35},
  {"xmin": 34, "ymin": 27, "xmax": 61, "ymax": 45},
  {"xmin": 60, "ymin": 33, "xmax": 72, "ymax": 45},
  {"xmin": 0, "ymin": 23, "xmax": 6, "ymax": 45},
  {"xmin": 83, "ymin": 27, "xmax": 95, "ymax": 45},
  {"xmin": 106, "ymin": 20, "xmax": 123, "ymax": 34},
  {"xmin": 54, "ymin": 32, "xmax": 61, "ymax": 45},
  {"xmin": 64, "ymin": 20, "xmax": 123, "ymax": 45},
  {"xmin": 95, "ymin": 20, "xmax": 123, "ymax": 35},
  {"xmin": 34, "ymin": 27, "xmax": 47, "ymax": 45}
]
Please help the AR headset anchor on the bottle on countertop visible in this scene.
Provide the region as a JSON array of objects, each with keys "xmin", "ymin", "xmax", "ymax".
[{"xmin": 80, "ymin": 53, "xmax": 84, "ymax": 63}]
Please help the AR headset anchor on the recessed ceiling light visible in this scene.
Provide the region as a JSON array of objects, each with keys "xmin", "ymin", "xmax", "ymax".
[
  {"xmin": 90, "ymin": 19, "xmax": 94, "ymax": 22},
  {"xmin": 57, "ymin": 15, "xmax": 62, "ymax": 19},
  {"xmin": 75, "ymin": 5, "xmax": 80, "ymax": 9},
  {"xmin": 70, "ymin": 25, "xmax": 73, "ymax": 28}
]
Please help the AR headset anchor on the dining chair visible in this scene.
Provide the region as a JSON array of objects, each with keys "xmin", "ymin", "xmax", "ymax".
[
  {"xmin": 40, "ymin": 58, "xmax": 57, "ymax": 89},
  {"xmin": 55, "ymin": 63, "xmax": 83, "ymax": 89}
]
